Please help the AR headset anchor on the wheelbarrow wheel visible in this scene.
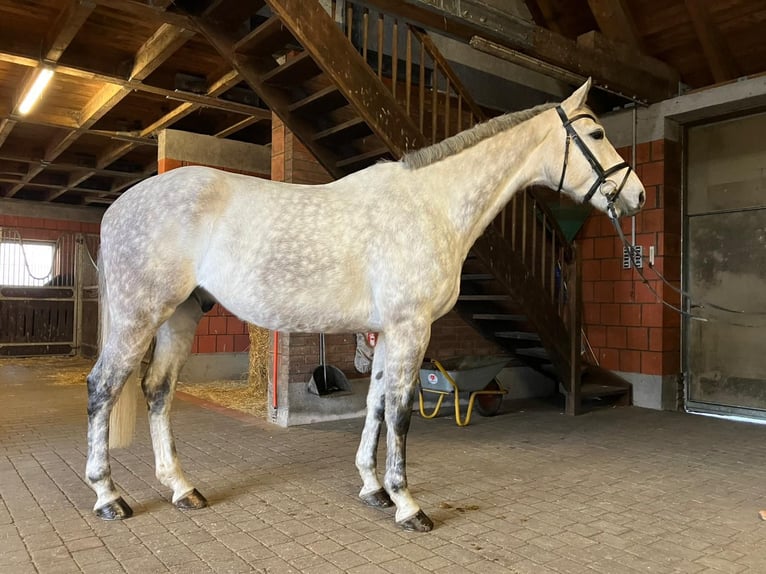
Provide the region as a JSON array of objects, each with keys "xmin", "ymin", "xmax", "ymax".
[{"xmin": 475, "ymin": 379, "xmax": 503, "ymax": 417}]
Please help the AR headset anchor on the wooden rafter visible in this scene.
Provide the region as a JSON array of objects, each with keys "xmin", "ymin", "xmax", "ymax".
[
  {"xmin": 585, "ymin": 0, "xmax": 644, "ymax": 51},
  {"xmin": 684, "ymin": 0, "xmax": 739, "ymax": 83}
]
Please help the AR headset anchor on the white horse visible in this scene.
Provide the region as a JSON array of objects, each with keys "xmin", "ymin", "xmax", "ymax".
[{"xmin": 85, "ymin": 79, "xmax": 644, "ymax": 532}]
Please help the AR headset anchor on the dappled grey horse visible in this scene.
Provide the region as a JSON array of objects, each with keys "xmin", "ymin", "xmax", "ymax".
[{"xmin": 86, "ymin": 79, "xmax": 645, "ymax": 531}]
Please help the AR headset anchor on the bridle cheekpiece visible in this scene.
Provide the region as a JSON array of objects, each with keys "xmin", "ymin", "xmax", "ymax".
[{"xmin": 554, "ymin": 105, "xmax": 632, "ymax": 220}]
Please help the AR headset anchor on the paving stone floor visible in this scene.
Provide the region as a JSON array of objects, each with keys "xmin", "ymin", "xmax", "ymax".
[{"xmin": 2, "ymin": 357, "xmax": 766, "ymax": 573}]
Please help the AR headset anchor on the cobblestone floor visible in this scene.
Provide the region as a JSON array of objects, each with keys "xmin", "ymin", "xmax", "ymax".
[{"xmin": 2, "ymin": 357, "xmax": 766, "ymax": 573}]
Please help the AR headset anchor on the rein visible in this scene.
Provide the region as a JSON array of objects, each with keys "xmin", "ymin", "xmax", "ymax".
[
  {"xmin": 555, "ymin": 106, "xmax": 632, "ymax": 204},
  {"xmin": 607, "ymin": 211, "xmax": 766, "ymax": 327}
]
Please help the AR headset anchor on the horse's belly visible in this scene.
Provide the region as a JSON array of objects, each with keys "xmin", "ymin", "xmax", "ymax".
[{"xmin": 201, "ymin": 275, "xmax": 375, "ymax": 333}]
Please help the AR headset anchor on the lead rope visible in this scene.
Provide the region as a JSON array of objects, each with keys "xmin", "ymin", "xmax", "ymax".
[{"xmin": 607, "ymin": 206, "xmax": 766, "ymax": 328}]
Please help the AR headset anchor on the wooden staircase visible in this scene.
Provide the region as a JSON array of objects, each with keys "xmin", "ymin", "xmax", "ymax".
[{"xmin": 186, "ymin": 0, "xmax": 630, "ymax": 413}]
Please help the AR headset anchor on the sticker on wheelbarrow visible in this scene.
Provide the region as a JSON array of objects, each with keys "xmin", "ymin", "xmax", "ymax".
[{"xmin": 427, "ymin": 373, "xmax": 438, "ymax": 385}]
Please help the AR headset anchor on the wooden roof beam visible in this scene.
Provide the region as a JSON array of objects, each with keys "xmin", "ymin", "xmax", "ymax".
[
  {"xmin": 360, "ymin": 0, "xmax": 679, "ymax": 102},
  {"xmin": 684, "ymin": 0, "xmax": 739, "ymax": 83},
  {"xmin": 585, "ymin": 0, "xmax": 644, "ymax": 51},
  {"xmin": 45, "ymin": 1, "xmax": 97, "ymax": 62}
]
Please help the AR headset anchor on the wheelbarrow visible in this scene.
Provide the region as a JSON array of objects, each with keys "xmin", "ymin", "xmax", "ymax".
[{"xmin": 418, "ymin": 356, "xmax": 509, "ymax": 426}]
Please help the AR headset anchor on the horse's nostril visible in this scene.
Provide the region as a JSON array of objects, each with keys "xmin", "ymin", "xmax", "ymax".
[{"xmin": 638, "ymin": 191, "xmax": 645, "ymax": 206}]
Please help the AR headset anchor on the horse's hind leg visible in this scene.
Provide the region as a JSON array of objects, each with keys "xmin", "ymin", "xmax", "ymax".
[
  {"xmin": 355, "ymin": 336, "xmax": 393, "ymax": 509},
  {"xmin": 86, "ymin": 328, "xmax": 156, "ymax": 520},
  {"xmin": 141, "ymin": 295, "xmax": 208, "ymax": 510}
]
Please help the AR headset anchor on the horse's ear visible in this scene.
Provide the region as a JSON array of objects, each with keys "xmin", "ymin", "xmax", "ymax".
[{"xmin": 562, "ymin": 78, "xmax": 592, "ymax": 112}]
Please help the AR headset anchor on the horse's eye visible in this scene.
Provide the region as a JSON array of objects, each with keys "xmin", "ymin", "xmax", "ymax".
[{"xmin": 590, "ymin": 129, "xmax": 605, "ymax": 140}]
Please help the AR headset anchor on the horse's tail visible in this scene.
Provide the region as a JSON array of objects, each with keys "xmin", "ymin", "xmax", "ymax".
[{"xmin": 98, "ymin": 249, "xmax": 139, "ymax": 449}]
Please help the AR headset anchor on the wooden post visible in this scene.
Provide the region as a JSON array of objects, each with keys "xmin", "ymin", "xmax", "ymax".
[{"xmin": 566, "ymin": 242, "xmax": 582, "ymax": 416}]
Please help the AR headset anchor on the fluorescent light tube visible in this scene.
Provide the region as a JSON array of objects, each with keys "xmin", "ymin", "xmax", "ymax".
[{"xmin": 18, "ymin": 67, "xmax": 54, "ymax": 115}]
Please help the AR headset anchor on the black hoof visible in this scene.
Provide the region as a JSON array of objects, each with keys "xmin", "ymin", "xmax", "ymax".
[
  {"xmin": 397, "ymin": 510, "xmax": 434, "ymax": 532},
  {"xmin": 174, "ymin": 488, "xmax": 208, "ymax": 510},
  {"xmin": 360, "ymin": 488, "xmax": 393, "ymax": 508},
  {"xmin": 95, "ymin": 497, "xmax": 133, "ymax": 521}
]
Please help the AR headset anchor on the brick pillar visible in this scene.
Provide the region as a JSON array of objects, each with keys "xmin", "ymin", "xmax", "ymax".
[{"xmin": 579, "ymin": 139, "xmax": 681, "ymax": 409}]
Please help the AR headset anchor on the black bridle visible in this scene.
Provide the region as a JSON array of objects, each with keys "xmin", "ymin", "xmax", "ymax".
[{"xmin": 555, "ymin": 105, "xmax": 632, "ymax": 218}]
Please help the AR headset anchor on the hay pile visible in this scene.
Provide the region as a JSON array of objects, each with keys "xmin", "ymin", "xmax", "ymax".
[
  {"xmin": 0, "ymin": 355, "xmax": 93, "ymax": 386},
  {"xmin": 178, "ymin": 325, "xmax": 269, "ymax": 417}
]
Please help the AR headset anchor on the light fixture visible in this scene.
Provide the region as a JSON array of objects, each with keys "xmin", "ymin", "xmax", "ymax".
[{"xmin": 17, "ymin": 67, "xmax": 54, "ymax": 115}]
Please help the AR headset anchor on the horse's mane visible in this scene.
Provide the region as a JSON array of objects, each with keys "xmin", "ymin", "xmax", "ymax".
[{"xmin": 402, "ymin": 102, "xmax": 558, "ymax": 170}]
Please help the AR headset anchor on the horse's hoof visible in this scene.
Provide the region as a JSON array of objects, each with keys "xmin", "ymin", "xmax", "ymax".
[
  {"xmin": 95, "ymin": 497, "xmax": 133, "ymax": 521},
  {"xmin": 397, "ymin": 510, "xmax": 434, "ymax": 532},
  {"xmin": 174, "ymin": 488, "xmax": 208, "ymax": 510},
  {"xmin": 360, "ymin": 488, "xmax": 393, "ymax": 508}
]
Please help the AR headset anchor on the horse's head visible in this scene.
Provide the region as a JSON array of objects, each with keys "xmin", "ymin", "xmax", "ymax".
[{"xmin": 551, "ymin": 78, "xmax": 645, "ymax": 219}]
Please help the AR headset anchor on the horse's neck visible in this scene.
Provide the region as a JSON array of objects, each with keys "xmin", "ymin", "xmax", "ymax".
[{"xmin": 420, "ymin": 112, "xmax": 552, "ymax": 254}]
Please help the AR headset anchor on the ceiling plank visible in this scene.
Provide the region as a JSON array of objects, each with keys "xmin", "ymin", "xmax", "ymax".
[
  {"xmin": 684, "ymin": 0, "xmax": 739, "ymax": 83},
  {"xmin": 585, "ymin": 0, "xmax": 643, "ymax": 51}
]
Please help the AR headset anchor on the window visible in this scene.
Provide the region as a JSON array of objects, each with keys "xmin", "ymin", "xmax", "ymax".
[{"xmin": 0, "ymin": 240, "xmax": 55, "ymax": 286}]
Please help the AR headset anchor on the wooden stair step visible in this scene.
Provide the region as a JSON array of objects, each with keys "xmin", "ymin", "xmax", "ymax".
[
  {"xmin": 461, "ymin": 273, "xmax": 494, "ymax": 281},
  {"xmin": 235, "ymin": 15, "xmax": 295, "ymax": 56},
  {"xmin": 313, "ymin": 116, "xmax": 372, "ymax": 142},
  {"xmin": 261, "ymin": 51, "xmax": 322, "ymax": 86},
  {"xmin": 516, "ymin": 347, "xmax": 549, "ymax": 360},
  {"xmin": 472, "ymin": 313, "xmax": 526, "ymax": 322},
  {"xmin": 458, "ymin": 294, "xmax": 511, "ymax": 302},
  {"xmin": 336, "ymin": 147, "xmax": 390, "ymax": 169},
  {"xmin": 494, "ymin": 331, "xmax": 540, "ymax": 341},
  {"xmin": 288, "ymin": 85, "xmax": 348, "ymax": 115}
]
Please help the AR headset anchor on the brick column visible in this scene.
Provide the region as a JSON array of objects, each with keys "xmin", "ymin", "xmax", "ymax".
[{"xmin": 579, "ymin": 139, "xmax": 682, "ymax": 409}]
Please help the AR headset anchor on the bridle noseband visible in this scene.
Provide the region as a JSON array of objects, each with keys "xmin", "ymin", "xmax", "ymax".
[{"xmin": 555, "ymin": 105, "xmax": 632, "ymax": 218}]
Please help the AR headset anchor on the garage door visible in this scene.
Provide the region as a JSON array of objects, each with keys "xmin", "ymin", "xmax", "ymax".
[{"xmin": 685, "ymin": 111, "xmax": 766, "ymax": 418}]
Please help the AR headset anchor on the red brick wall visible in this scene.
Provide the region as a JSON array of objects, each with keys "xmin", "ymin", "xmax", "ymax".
[
  {"xmin": 157, "ymin": 156, "xmax": 268, "ymax": 355},
  {"xmin": 578, "ymin": 139, "xmax": 681, "ymax": 376},
  {"xmin": 0, "ymin": 214, "xmax": 99, "ymax": 239}
]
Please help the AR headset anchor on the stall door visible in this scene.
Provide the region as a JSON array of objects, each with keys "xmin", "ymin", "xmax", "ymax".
[{"xmin": 685, "ymin": 112, "xmax": 766, "ymax": 418}]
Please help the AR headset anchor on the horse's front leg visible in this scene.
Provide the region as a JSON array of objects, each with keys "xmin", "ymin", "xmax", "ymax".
[
  {"xmin": 383, "ymin": 323, "xmax": 433, "ymax": 532},
  {"xmin": 355, "ymin": 336, "xmax": 393, "ymax": 508},
  {"xmin": 142, "ymin": 298, "xmax": 207, "ymax": 510}
]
